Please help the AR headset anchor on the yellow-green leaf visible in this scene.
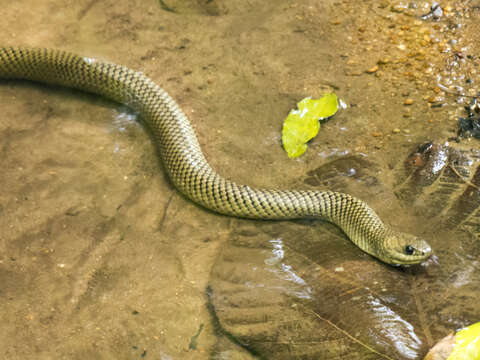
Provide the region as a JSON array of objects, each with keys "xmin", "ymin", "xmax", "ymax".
[
  {"xmin": 447, "ymin": 322, "xmax": 480, "ymax": 360},
  {"xmin": 298, "ymin": 93, "xmax": 338, "ymax": 119},
  {"xmin": 282, "ymin": 94, "xmax": 338, "ymax": 158}
]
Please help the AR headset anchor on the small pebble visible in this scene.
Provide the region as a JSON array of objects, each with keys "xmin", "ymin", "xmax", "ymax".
[
  {"xmin": 404, "ymin": 98, "xmax": 414, "ymax": 105},
  {"xmin": 372, "ymin": 131, "xmax": 382, "ymax": 137},
  {"xmin": 377, "ymin": 57, "xmax": 390, "ymax": 64},
  {"xmin": 428, "ymin": 95, "xmax": 443, "ymax": 103},
  {"xmin": 366, "ymin": 65, "xmax": 379, "ymax": 73},
  {"xmin": 393, "ymin": 128, "xmax": 401, "ymax": 133}
]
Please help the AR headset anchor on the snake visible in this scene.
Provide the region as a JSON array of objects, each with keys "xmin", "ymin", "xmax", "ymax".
[{"xmin": 0, "ymin": 47, "xmax": 432, "ymax": 265}]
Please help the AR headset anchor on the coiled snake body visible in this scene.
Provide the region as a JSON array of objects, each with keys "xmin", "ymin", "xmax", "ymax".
[{"xmin": 0, "ymin": 47, "xmax": 431, "ymax": 265}]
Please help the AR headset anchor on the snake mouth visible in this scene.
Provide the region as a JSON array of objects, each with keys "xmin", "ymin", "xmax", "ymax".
[
  {"xmin": 386, "ymin": 248, "xmax": 432, "ymax": 266},
  {"xmin": 392, "ymin": 257, "xmax": 430, "ymax": 266}
]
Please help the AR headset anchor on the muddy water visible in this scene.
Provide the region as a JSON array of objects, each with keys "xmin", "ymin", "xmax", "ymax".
[{"xmin": 0, "ymin": 1, "xmax": 479, "ymax": 359}]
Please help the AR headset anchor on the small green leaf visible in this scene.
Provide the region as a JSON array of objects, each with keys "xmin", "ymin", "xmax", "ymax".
[
  {"xmin": 447, "ymin": 322, "xmax": 480, "ymax": 360},
  {"xmin": 282, "ymin": 94, "xmax": 338, "ymax": 158},
  {"xmin": 298, "ymin": 93, "xmax": 338, "ymax": 119}
]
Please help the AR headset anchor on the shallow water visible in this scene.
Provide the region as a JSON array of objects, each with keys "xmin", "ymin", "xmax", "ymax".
[{"xmin": 0, "ymin": 0, "xmax": 479, "ymax": 359}]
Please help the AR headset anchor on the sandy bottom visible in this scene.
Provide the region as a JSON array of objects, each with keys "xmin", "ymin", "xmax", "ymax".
[{"xmin": 0, "ymin": 1, "xmax": 479, "ymax": 359}]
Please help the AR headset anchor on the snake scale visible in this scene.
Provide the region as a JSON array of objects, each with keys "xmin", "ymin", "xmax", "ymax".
[{"xmin": 0, "ymin": 47, "xmax": 431, "ymax": 265}]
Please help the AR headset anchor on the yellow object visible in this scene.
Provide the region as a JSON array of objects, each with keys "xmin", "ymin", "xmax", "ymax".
[
  {"xmin": 448, "ymin": 322, "xmax": 480, "ymax": 360},
  {"xmin": 282, "ymin": 94, "xmax": 338, "ymax": 158}
]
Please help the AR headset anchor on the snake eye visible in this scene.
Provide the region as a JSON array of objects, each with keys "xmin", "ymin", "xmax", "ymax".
[{"xmin": 405, "ymin": 245, "xmax": 415, "ymax": 255}]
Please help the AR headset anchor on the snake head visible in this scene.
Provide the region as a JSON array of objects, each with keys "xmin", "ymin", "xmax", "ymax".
[{"xmin": 380, "ymin": 232, "xmax": 432, "ymax": 266}]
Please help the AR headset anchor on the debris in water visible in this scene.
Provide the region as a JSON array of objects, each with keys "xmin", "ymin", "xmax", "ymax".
[
  {"xmin": 458, "ymin": 96, "xmax": 480, "ymax": 139},
  {"xmin": 282, "ymin": 94, "xmax": 339, "ymax": 158}
]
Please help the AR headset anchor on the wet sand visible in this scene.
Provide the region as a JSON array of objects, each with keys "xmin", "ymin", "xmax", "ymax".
[{"xmin": 0, "ymin": 1, "xmax": 479, "ymax": 359}]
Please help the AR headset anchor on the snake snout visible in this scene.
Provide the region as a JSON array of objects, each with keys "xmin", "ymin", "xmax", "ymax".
[{"xmin": 382, "ymin": 232, "xmax": 432, "ymax": 266}]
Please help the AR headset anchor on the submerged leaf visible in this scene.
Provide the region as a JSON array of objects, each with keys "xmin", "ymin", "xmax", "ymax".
[{"xmin": 282, "ymin": 94, "xmax": 338, "ymax": 158}]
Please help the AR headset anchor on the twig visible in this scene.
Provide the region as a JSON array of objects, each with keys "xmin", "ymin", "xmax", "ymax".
[
  {"xmin": 158, "ymin": 192, "xmax": 175, "ymax": 231},
  {"xmin": 436, "ymin": 83, "xmax": 478, "ymax": 99}
]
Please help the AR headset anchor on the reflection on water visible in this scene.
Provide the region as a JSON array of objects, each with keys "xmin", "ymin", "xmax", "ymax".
[
  {"xmin": 82, "ymin": 57, "xmax": 96, "ymax": 65},
  {"xmin": 317, "ymin": 148, "xmax": 350, "ymax": 158},
  {"xmin": 111, "ymin": 110, "xmax": 139, "ymax": 154},
  {"xmin": 265, "ymin": 238, "xmax": 312, "ymax": 299},
  {"xmin": 451, "ymin": 261, "xmax": 476, "ymax": 288},
  {"xmin": 265, "ymin": 237, "xmax": 284, "ymax": 264},
  {"xmin": 368, "ymin": 295, "xmax": 422, "ymax": 359},
  {"xmin": 431, "ymin": 145, "xmax": 448, "ymax": 174},
  {"xmin": 1, "ymin": 0, "xmax": 479, "ymax": 358},
  {"xmin": 112, "ymin": 110, "xmax": 137, "ymax": 132}
]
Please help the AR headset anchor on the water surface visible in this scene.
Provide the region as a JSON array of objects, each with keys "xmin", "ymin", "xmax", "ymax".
[{"xmin": 0, "ymin": 1, "xmax": 479, "ymax": 359}]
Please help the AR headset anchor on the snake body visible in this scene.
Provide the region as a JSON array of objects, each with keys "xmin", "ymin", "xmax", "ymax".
[{"xmin": 0, "ymin": 47, "xmax": 431, "ymax": 265}]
